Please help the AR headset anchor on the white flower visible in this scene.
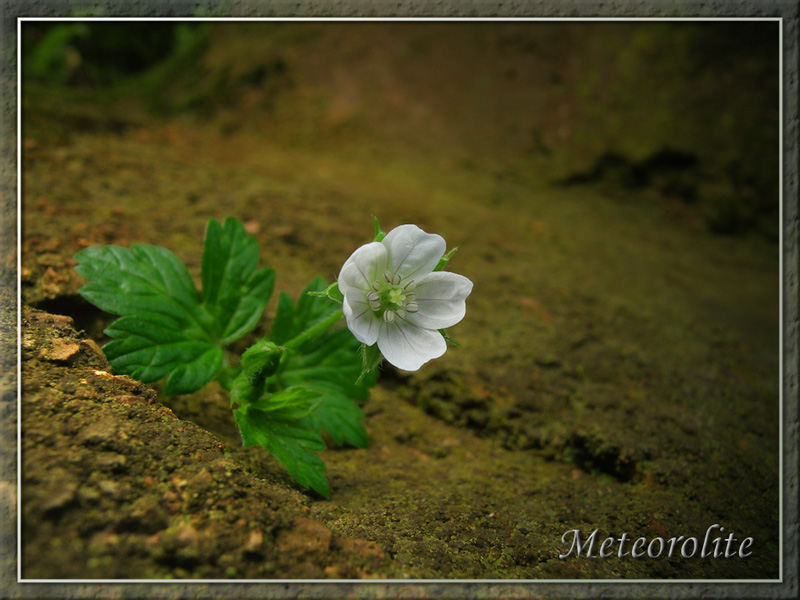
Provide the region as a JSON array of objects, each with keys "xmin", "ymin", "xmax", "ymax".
[{"xmin": 337, "ymin": 224, "xmax": 473, "ymax": 371}]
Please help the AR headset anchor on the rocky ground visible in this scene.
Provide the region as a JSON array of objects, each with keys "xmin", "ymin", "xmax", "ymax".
[{"xmin": 2, "ymin": 20, "xmax": 786, "ymax": 592}]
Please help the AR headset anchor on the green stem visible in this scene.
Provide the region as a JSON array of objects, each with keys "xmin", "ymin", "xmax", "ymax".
[{"xmin": 283, "ymin": 309, "xmax": 344, "ymax": 350}]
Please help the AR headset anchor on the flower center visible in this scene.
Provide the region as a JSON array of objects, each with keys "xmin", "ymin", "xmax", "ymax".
[{"xmin": 366, "ymin": 269, "xmax": 420, "ymax": 323}]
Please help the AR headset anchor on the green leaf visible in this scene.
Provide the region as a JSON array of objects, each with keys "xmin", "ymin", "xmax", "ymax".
[
  {"xmin": 264, "ymin": 277, "xmax": 375, "ymax": 447},
  {"xmin": 234, "ymin": 405, "xmax": 329, "ymax": 499},
  {"xmin": 294, "ymin": 278, "xmax": 338, "ymax": 337},
  {"xmin": 75, "ymin": 244, "xmax": 208, "ymax": 334},
  {"xmin": 103, "ymin": 317, "xmax": 223, "ymax": 396},
  {"xmin": 270, "ymin": 292, "xmax": 296, "ymax": 345},
  {"xmin": 233, "ymin": 276, "xmax": 377, "ymax": 495},
  {"xmin": 74, "ymin": 218, "xmax": 273, "ymax": 395},
  {"xmin": 74, "ymin": 244, "xmax": 221, "ymax": 394},
  {"xmin": 270, "ymin": 277, "xmax": 340, "ymax": 345},
  {"xmin": 250, "ymin": 386, "xmax": 322, "ymax": 420},
  {"xmin": 201, "ymin": 217, "xmax": 275, "ymax": 344},
  {"xmin": 281, "ymin": 329, "xmax": 373, "ymax": 400},
  {"xmin": 276, "ymin": 300, "xmax": 373, "ymax": 447},
  {"xmin": 301, "ymin": 382, "xmax": 368, "ymax": 448},
  {"xmin": 215, "ymin": 364, "xmax": 241, "ymax": 392}
]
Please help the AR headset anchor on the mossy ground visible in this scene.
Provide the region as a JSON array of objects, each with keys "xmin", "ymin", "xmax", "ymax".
[{"xmin": 12, "ymin": 22, "xmax": 780, "ymax": 581}]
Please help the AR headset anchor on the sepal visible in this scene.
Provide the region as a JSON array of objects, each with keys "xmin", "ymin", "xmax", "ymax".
[
  {"xmin": 373, "ymin": 216, "xmax": 386, "ymax": 242},
  {"xmin": 439, "ymin": 329, "xmax": 461, "ymax": 347},
  {"xmin": 357, "ymin": 343, "xmax": 383, "ymax": 385},
  {"xmin": 434, "ymin": 247, "xmax": 459, "ymax": 272},
  {"xmin": 306, "ymin": 281, "xmax": 344, "ymax": 303}
]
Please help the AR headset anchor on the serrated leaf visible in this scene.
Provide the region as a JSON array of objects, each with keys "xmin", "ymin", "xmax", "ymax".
[
  {"xmin": 250, "ymin": 386, "xmax": 321, "ymax": 420},
  {"xmin": 273, "ymin": 284, "xmax": 374, "ymax": 446},
  {"xmin": 74, "ymin": 218, "xmax": 273, "ymax": 396},
  {"xmin": 270, "ymin": 277, "xmax": 340, "ymax": 346},
  {"xmin": 294, "ymin": 277, "xmax": 338, "ymax": 337},
  {"xmin": 75, "ymin": 244, "xmax": 209, "ymax": 336},
  {"xmin": 301, "ymin": 383, "xmax": 368, "ymax": 448},
  {"xmin": 281, "ymin": 329, "xmax": 373, "ymax": 401},
  {"xmin": 270, "ymin": 292, "xmax": 296, "ymax": 345},
  {"xmin": 74, "ymin": 244, "xmax": 222, "ymax": 394},
  {"xmin": 162, "ymin": 347, "xmax": 225, "ymax": 396},
  {"xmin": 234, "ymin": 276, "xmax": 377, "ymax": 495},
  {"xmin": 201, "ymin": 217, "xmax": 275, "ymax": 344},
  {"xmin": 234, "ymin": 406, "xmax": 329, "ymax": 499},
  {"xmin": 103, "ymin": 317, "xmax": 223, "ymax": 395}
]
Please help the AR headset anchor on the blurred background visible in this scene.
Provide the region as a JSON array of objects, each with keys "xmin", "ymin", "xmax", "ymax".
[
  {"xmin": 21, "ymin": 20, "xmax": 779, "ymax": 237},
  {"xmin": 18, "ymin": 21, "xmax": 781, "ymax": 579}
]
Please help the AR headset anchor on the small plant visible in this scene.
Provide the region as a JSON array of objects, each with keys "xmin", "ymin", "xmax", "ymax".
[{"xmin": 74, "ymin": 217, "xmax": 472, "ymax": 498}]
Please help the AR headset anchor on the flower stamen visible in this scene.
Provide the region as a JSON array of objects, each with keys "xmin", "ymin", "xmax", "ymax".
[
  {"xmin": 366, "ymin": 271, "xmax": 421, "ymax": 321},
  {"xmin": 366, "ymin": 290, "xmax": 381, "ymax": 311}
]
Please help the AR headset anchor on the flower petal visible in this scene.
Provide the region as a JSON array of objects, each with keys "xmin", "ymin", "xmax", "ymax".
[
  {"xmin": 382, "ymin": 224, "xmax": 446, "ymax": 281},
  {"xmin": 404, "ymin": 271, "xmax": 473, "ymax": 330},
  {"xmin": 377, "ymin": 317, "xmax": 447, "ymax": 371},
  {"xmin": 338, "ymin": 242, "xmax": 388, "ymax": 298},
  {"xmin": 343, "ymin": 295, "xmax": 381, "ymax": 345}
]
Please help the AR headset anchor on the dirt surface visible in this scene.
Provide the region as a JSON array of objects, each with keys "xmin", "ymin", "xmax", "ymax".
[{"xmin": 8, "ymin": 21, "xmax": 783, "ymax": 584}]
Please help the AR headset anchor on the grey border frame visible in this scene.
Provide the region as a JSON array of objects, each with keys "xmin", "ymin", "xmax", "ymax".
[{"xmin": 2, "ymin": 2, "xmax": 797, "ymax": 599}]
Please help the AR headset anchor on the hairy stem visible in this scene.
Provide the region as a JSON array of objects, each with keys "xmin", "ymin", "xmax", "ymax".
[{"xmin": 283, "ymin": 309, "xmax": 344, "ymax": 350}]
